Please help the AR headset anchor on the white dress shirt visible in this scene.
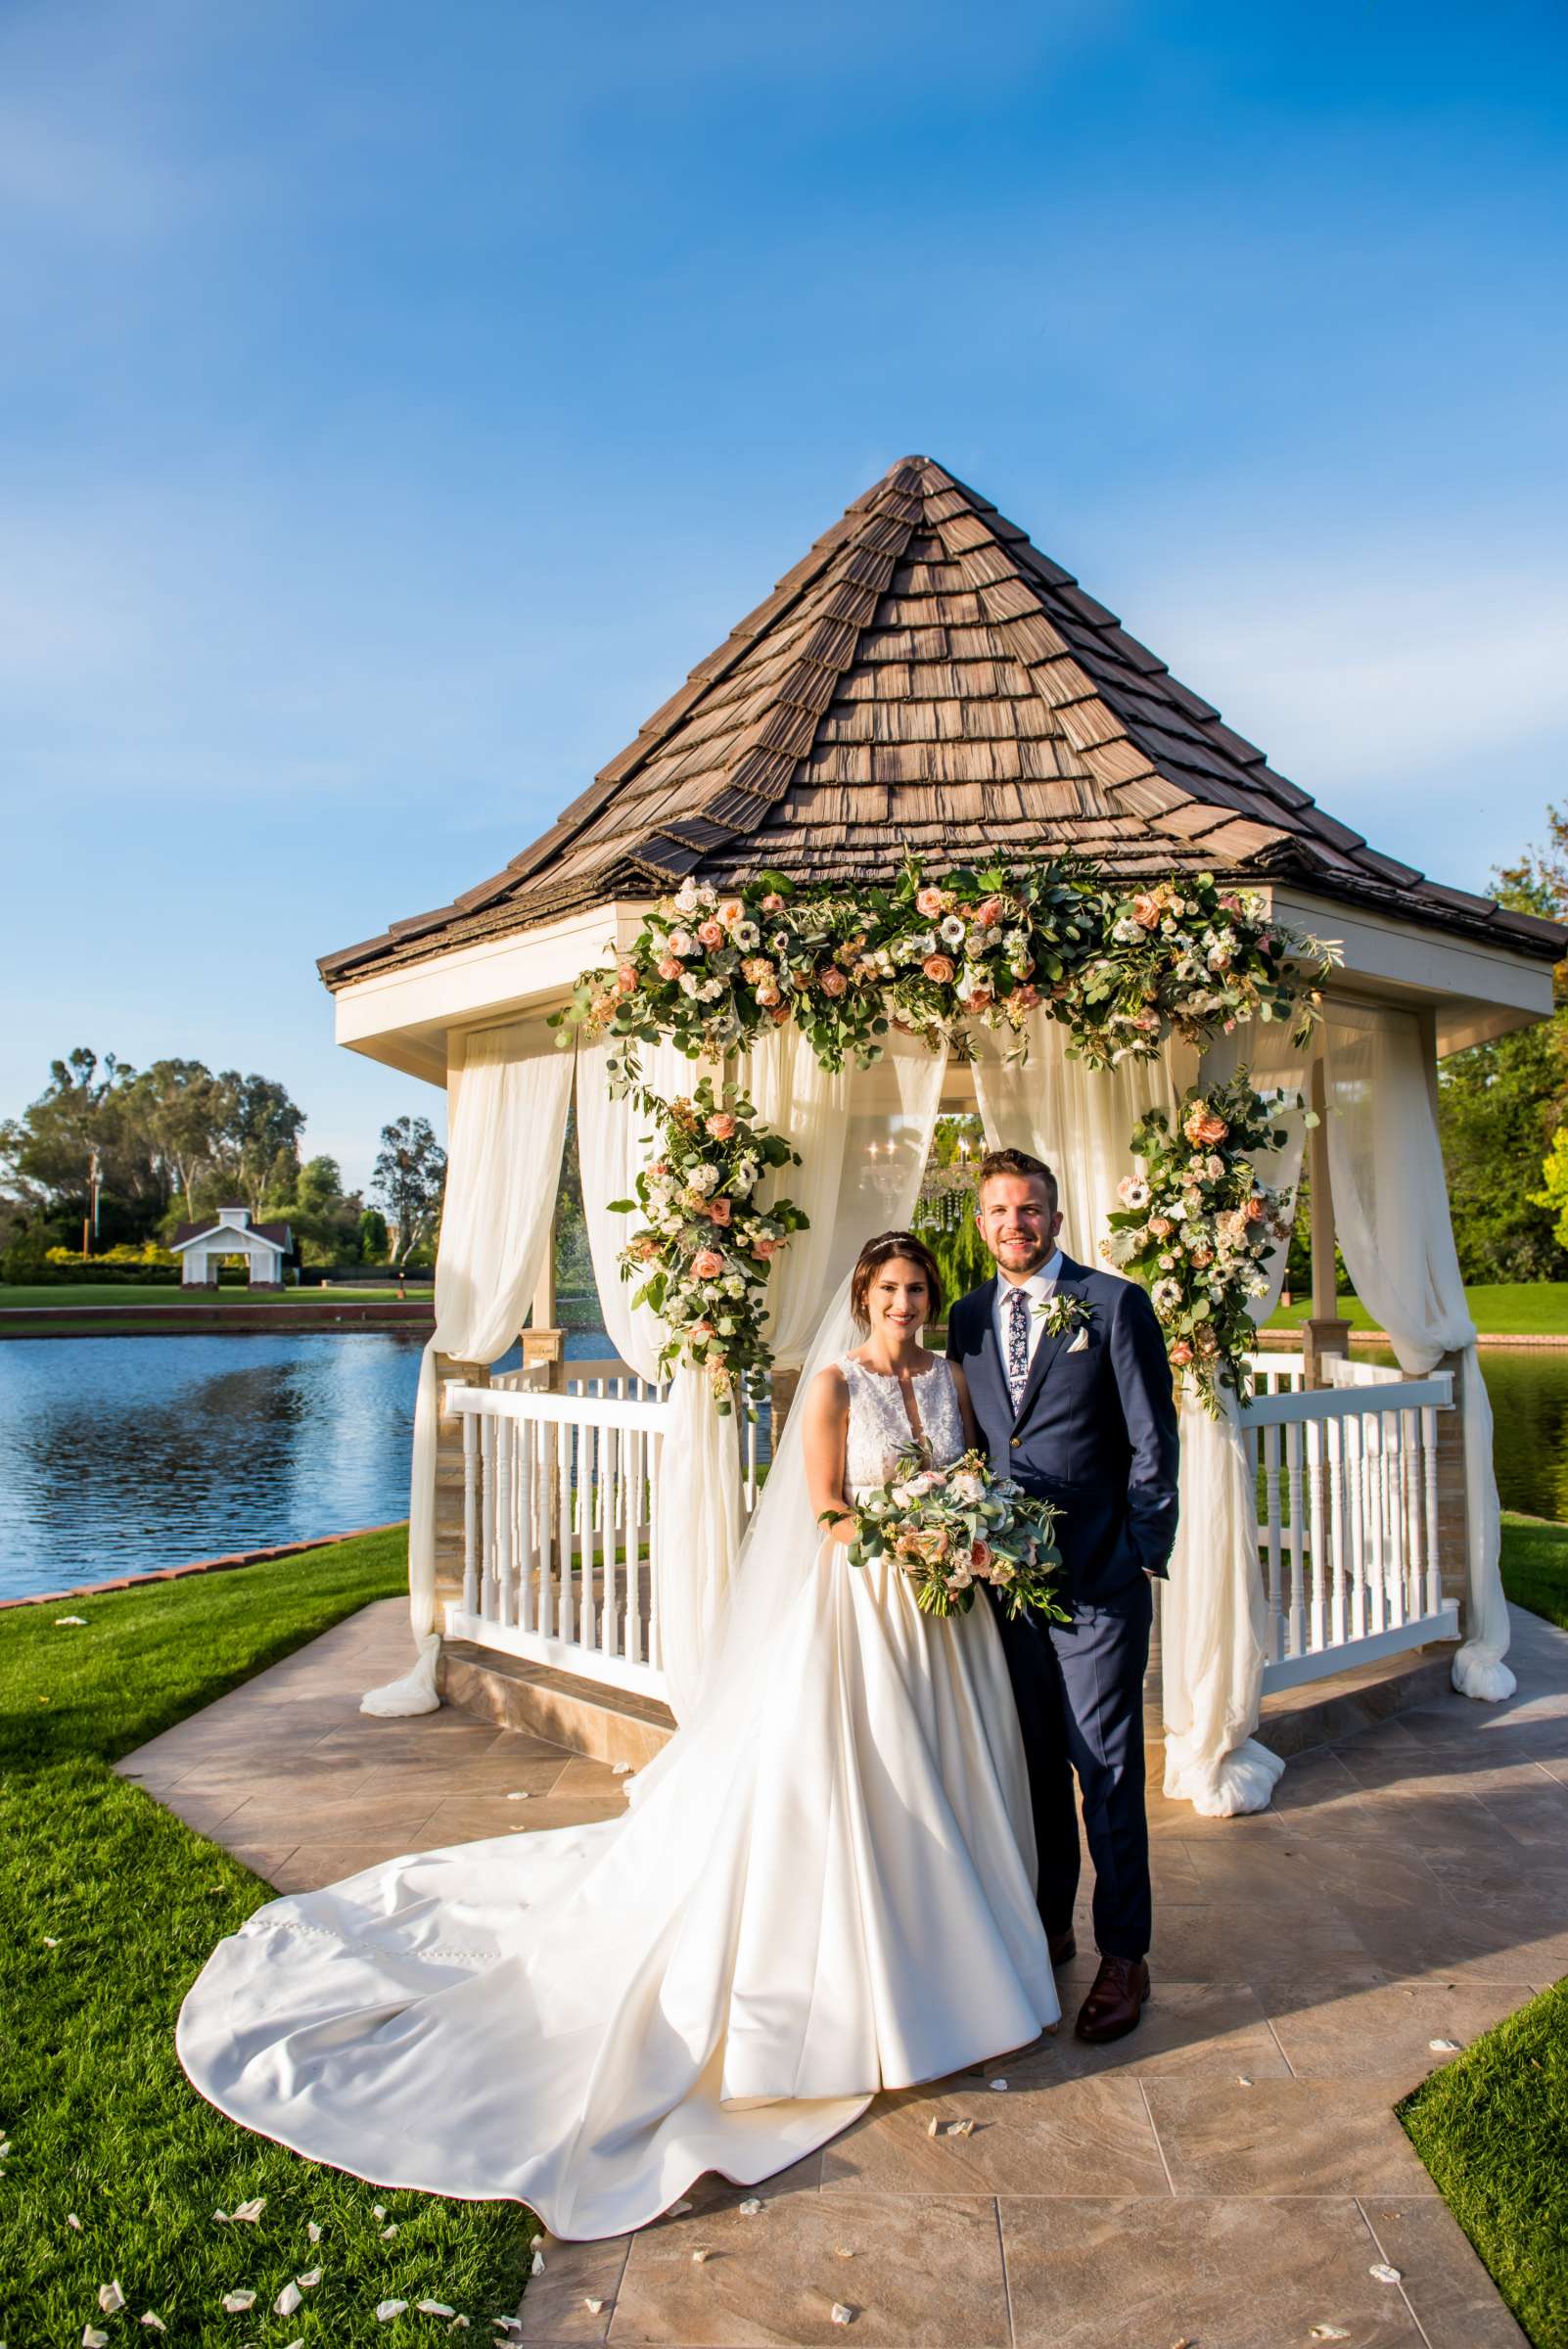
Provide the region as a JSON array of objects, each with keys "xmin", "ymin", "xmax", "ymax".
[{"xmin": 992, "ymin": 1248, "xmax": 1065, "ymax": 1379}]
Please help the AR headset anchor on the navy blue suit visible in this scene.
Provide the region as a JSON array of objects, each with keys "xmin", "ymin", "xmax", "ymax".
[{"xmin": 946, "ymin": 1257, "xmax": 1179, "ymax": 1960}]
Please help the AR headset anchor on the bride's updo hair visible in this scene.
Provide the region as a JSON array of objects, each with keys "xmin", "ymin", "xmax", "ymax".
[{"xmin": 849, "ymin": 1230, "xmax": 945, "ymax": 1332}]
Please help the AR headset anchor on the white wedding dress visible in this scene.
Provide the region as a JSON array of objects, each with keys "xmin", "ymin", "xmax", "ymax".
[{"xmin": 177, "ymin": 1352, "xmax": 1058, "ymax": 2240}]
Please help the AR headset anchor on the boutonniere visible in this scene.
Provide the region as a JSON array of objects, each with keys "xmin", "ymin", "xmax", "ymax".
[{"xmin": 1034, "ymin": 1292, "xmax": 1092, "ymax": 1340}]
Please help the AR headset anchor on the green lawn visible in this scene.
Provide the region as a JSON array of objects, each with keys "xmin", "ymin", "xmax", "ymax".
[
  {"xmin": 0, "ymin": 1529, "xmax": 530, "ymax": 2347},
  {"xmin": 1401, "ymin": 1977, "xmax": 1568, "ymax": 2349},
  {"xmin": 0, "ymin": 1283, "xmax": 431, "ymax": 1310},
  {"xmin": 1500, "ymin": 1511, "xmax": 1568, "ymax": 1633},
  {"xmin": 1268, "ymin": 1281, "xmax": 1568, "ymax": 1338}
]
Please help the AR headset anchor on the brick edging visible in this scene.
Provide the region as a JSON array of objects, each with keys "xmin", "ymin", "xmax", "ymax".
[{"xmin": 0, "ymin": 1522, "xmax": 406, "ymax": 1611}]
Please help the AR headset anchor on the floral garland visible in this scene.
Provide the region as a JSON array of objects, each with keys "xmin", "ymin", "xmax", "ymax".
[
  {"xmin": 610, "ymin": 1076, "xmax": 807, "ymax": 1413},
  {"xmin": 554, "ymin": 857, "xmax": 1333, "ymax": 1080},
  {"xmin": 1102, "ymin": 1072, "xmax": 1304, "ymax": 1414},
  {"xmin": 557, "ymin": 857, "xmax": 1332, "ymax": 1407}
]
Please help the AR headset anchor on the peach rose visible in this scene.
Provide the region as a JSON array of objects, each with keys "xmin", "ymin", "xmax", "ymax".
[
  {"xmin": 1183, "ymin": 1106, "xmax": 1229, "ymax": 1147},
  {"xmin": 617, "ymin": 960, "xmax": 639, "ymax": 991},
  {"xmin": 696, "ymin": 919, "xmax": 724, "ymax": 949},
  {"xmin": 631, "ymin": 1233, "xmax": 660, "ymax": 1262},
  {"xmin": 657, "ymin": 955, "xmax": 682, "ymax": 981},
  {"xmin": 769, "ymin": 1002, "xmax": 792, "ymax": 1024},
  {"xmin": 959, "ymin": 986, "xmax": 994, "ymax": 1011},
  {"xmin": 708, "ymin": 1197, "xmax": 733, "ymax": 1225},
  {"xmin": 690, "ymin": 1317, "xmax": 715, "ymax": 1341},
  {"xmin": 757, "ymin": 982, "xmax": 782, "ymax": 1007},
  {"xmin": 818, "ymin": 966, "xmax": 849, "ymax": 996},
  {"xmin": 1131, "ymin": 893, "xmax": 1163, "ymax": 929},
  {"xmin": 719, "ymin": 898, "xmax": 744, "ymax": 928},
  {"xmin": 1170, "ymin": 1340, "xmax": 1194, "ymax": 1366},
  {"xmin": 1245, "ymin": 1195, "xmax": 1267, "ymax": 1221},
  {"xmin": 1149, "ymin": 1217, "xmax": 1173, "ymax": 1239},
  {"xmin": 916, "ymin": 886, "xmax": 946, "ymax": 917},
  {"xmin": 706, "ymin": 1112, "xmax": 737, "ymax": 1140},
  {"xmin": 976, "ymin": 897, "xmax": 1003, "ymax": 926},
  {"xmin": 754, "ymin": 1236, "xmax": 778, "ymax": 1259},
  {"xmin": 691, "ymin": 1250, "xmax": 724, "ymax": 1280},
  {"xmin": 922, "ymin": 953, "xmax": 955, "ymax": 985},
  {"xmin": 761, "ymin": 892, "xmax": 785, "ymax": 912},
  {"xmin": 970, "ymin": 1538, "xmax": 993, "ymax": 1571}
]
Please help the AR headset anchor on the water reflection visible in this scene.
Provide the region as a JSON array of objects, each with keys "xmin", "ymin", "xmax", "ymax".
[{"xmin": 0, "ymin": 1330, "xmax": 605, "ymax": 1601}]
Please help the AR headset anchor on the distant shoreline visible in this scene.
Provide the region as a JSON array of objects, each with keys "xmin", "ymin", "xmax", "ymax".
[{"xmin": 0, "ymin": 1298, "xmax": 437, "ymax": 1339}]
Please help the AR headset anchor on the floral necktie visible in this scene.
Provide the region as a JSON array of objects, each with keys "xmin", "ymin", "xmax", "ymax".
[{"xmin": 1005, "ymin": 1286, "xmax": 1031, "ymax": 1411}]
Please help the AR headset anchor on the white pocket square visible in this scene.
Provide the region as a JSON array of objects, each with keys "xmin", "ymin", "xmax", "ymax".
[{"xmin": 1067, "ymin": 1327, "xmax": 1090, "ymax": 1354}]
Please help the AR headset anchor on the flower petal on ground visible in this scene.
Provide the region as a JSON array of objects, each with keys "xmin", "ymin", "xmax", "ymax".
[
  {"xmin": 831, "ymin": 2304, "xmax": 854, "ymax": 2326},
  {"xmin": 1369, "ymin": 2265, "xmax": 1403, "ymax": 2284},
  {"xmin": 306, "ymin": 2220, "xmax": 323, "ymax": 2243},
  {"xmin": 139, "ymin": 2317, "xmax": 167, "ymax": 2333},
  {"xmin": 99, "ymin": 2282, "xmax": 126, "ymax": 2315},
  {"xmin": 738, "ymin": 2198, "xmax": 763, "ymax": 2216},
  {"xmin": 221, "ymin": 2290, "xmax": 256, "ymax": 2313},
  {"xmin": 82, "ymin": 2328, "xmax": 110, "ymax": 2348},
  {"xmin": 275, "ymin": 2281, "xmax": 302, "ymax": 2317},
  {"xmin": 1429, "ymin": 2038, "xmax": 1462, "ymax": 2052},
  {"xmin": 297, "ymin": 2267, "xmax": 322, "ymax": 2287},
  {"xmin": 417, "ymin": 2302, "xmax": 456, "ymax": 2318},
  {"xmin": 376, "ymin": 2301, "xmax": 408, "ymax": 2322}
]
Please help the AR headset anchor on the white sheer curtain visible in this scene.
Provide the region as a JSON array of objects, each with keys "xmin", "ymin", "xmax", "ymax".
[
  {"xmin": 971, "ymin": 1012, "xmax": 1310, "ymax": 1816},
  {"xmin": 576, "ymin": 1036, "xmax": 699, "ymax": 1385},
  {"xmin": 1322, "ymin": 1001, "xmax": 1512, "ymax": 1699},
  {"xmin": 744, "ymin": 1023, "xmax": 854, "ymax": 1367},
  {"xmin": 575, "ymin": 1027, "xmax": 949, "ymax": 1720},
  {"xmin": 362, "ymin": 1021, "xmax": 574, "ymax": 1717}
]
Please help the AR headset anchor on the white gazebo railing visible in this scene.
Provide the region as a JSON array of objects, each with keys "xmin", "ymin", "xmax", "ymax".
[
  {"xmin": 444, "ymin": 1362, "xmax": 771, "ymax": 1702},
  {"xmin": 446, "ymin": 1351, "xmax": 1460, "ymax": 1709},
  {"xmin": 1239, "ymin": 1352, "xmax": 1458, "ymax": 1690}
]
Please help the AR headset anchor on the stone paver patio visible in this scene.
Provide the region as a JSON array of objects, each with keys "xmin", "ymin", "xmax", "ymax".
[{"xmin": 119, "ymin": 1601, "xmax": 1568, "ymax": 2347}]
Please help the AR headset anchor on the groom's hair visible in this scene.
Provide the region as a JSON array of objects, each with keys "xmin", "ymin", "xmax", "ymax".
[{"xmin": 977, "ymin": 1148, "xmax": 1058, "ymax": 1216}]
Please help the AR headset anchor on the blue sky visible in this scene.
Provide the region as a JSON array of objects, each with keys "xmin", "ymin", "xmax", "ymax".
[{"xmin": 4, "ymin": 0, "xmax": 1565, "ymax": 1190}]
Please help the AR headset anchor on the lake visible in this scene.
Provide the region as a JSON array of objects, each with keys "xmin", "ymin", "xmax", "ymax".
[
  {"xmin": 3, "ymin": 1331, "xmax": 1567, "ymax": 1603},
  {"xmin": 0, "ymin": 1329, "xmax": 604, "ymax": 1603}
]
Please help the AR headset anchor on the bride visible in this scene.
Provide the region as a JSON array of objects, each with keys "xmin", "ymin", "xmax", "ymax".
[{"xmin": 178, "ymin": 1232, "xmax": 1059, "ymax": 2241}]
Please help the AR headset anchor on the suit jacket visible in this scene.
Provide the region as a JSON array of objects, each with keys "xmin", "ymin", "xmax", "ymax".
[{"xmin": 945, "ymin": 1255, "xmax": 1180, "ymax": 1606}]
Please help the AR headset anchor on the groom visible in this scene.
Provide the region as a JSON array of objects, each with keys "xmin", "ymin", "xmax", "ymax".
[{"xmin": 947, "ymin": 1148, "xmax": 1179, "ymax": 2043}]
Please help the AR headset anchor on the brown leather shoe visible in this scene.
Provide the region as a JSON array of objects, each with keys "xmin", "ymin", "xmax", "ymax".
[
  {"xmin": 1047, "ymin": 1926, "xmax": 1078, "ymax": 1967},
  {"xmin": 1074, "ymin": 1955, "xmax": 1150, "ymax": 2044}
]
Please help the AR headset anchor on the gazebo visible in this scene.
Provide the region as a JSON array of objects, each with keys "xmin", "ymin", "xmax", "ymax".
[{"xmin": 318, "ymin": 455, "xmax": 1563, "ymax": 1811}]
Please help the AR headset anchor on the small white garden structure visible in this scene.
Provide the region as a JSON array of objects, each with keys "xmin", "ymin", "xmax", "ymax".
[
  {"xmin": 316, "ymin": 455, "xmax": 1563, "ymax": 1812},
  {"xmin": 170, "ymin": 1205, "xmax": 292, "ymax": 1288}
]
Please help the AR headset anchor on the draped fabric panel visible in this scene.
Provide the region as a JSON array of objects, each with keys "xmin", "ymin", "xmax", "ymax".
[
  {"xmin": 362, "ymin": 1023, "xmax": 575, "ymax": 1716},
  {"xmin": 576, "ymin": 1036, "xmax": 699, "ymax": 1385},
  {"xmin": 656, "ymin": 1029, "xmax": 950, "ymax": 1719},
  {"xmin": 970, "ymin": 1013, "xmax": 1311, "ymax": 1816},
  {"xmin": 743, "ymin": 1023, "xmax": 854, "ymax": 1369},
  {"xmin": 1321, "ymin": 1002, "xmax": 1513, "ymax": 1699}
]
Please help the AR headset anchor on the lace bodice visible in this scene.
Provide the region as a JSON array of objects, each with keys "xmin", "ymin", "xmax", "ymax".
[{"xmin": 840, "ymin": 1356, "xmax": 966, "ymax": 1495}]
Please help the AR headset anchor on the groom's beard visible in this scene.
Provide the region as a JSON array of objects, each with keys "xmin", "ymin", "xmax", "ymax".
[{"xmin": 991, "ymin": 1237, "xmax": 1054, "ymax": 1279}]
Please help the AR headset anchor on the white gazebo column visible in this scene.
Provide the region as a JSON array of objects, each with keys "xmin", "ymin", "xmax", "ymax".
[
  {"xmin": 433, "ymin": 1353, "xmax": 490, "ymax": 1615},
  {"xmin": 1302, "ymin": 1046, "xmax": 1352, "ymax": 1388},
  {"xmin": 1417, "ymin": 1007, "xmax": 1473, "ymax": 1625},
  {"xmin": 523, "ymin": 1201, "xmax": 566, "ymax": 1393}
]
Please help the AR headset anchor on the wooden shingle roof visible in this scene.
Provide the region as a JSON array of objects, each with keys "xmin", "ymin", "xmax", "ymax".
[{"xmin": 319, "ymin": 456, "xmax": 1564, "ymax": 987}]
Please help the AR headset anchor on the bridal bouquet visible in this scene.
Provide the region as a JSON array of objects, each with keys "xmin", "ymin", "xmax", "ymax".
[{"xmin": 837, "ymin": 1450, "xmax": 1070, "ymax": 1624}]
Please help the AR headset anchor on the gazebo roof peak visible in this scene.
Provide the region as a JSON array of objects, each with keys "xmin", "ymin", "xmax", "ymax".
[{"xmin": 319, "ymin": 455, "xmax": 1563, "ymax": 988}]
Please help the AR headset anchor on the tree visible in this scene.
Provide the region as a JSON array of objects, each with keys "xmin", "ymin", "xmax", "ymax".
[
  {"xmin": 371, "ymin": 1116, "xmax": 447, "ymax": 1270},
  {"xmin": 206, "ymin": 1072, "xmax": 306, "ymax": 1217},
  {"xmin": 359, "ymin": 1206, "xmax": 390, "ymax": 1264},
  {"xmin": 126, "ymin": 1058, "xmax": 222, "ymax": 1221},
  {"xmin": 274, "ymin": 1155, "xmax": 366, "ymax": 1267},
  {"xmin": 1435, "ymin": 806, "xmax": 1568, "ymax": 1284}
]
